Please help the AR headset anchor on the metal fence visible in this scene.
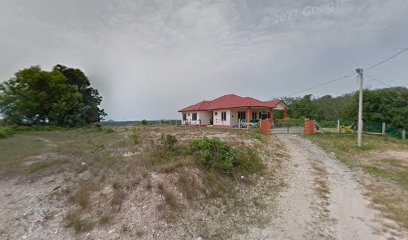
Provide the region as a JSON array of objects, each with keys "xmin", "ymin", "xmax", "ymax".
[
  {"xmin": 271, "ymin": 126, "xmax": 304, "ymax": 135},
  {"xmin": 271, "ymin": 118, "xmax": 304, "ymax": 135},
  {"xmin": 316, "ymin": 120, "xmax": 407, "ymax": 140}
]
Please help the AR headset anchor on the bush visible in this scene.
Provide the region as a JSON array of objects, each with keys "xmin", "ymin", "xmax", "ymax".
[
  {"xmin": 131, "ymin": 125, "xmax": 147, "ymax": 144},
  {"xmin": 159, "ymin": 134, "xmax": 178, "ymax": 151},
  {"xmin": 189, "ymin": 138, "xmax": 264, "ymax": 176},
  {"xmin": 0, "ymin": 127, "xmax": 14, "ymax": 139},
  {"xmin": 141, "ymin": 134, "xmax": 187, "ymax": 170},
  {"xmin": 189, "ymin": 138, "xmax": 235, "ymax": 174},
  {"xmin": 140, "ymin": 119, "xmax": 148, "ymax": 125}
]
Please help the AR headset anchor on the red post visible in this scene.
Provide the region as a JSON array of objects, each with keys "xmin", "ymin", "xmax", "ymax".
[
  {"xmin": 304, "ymin": 118, "xmax": 315, "ymax": 136},
  {"xmin": 247, "ymin": 108, "xmax": 251, "ymax": 129},
  {"xmin": 260, "ymin": 119, "xmax": 271, "ymax": 135}
]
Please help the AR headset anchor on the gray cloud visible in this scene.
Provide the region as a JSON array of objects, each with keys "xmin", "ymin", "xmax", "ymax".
[{"xmin": 1, "ymin": 0, "xmax": 407, "ymax": 120}]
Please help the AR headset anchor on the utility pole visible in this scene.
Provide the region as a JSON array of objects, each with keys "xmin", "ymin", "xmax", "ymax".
[{"xmin": 356, "ymin": 68, "xmax": 364, "ymax": 147}]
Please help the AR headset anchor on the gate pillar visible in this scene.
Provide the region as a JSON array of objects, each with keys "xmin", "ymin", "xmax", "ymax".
[
  {"xmin": 304, "ymin": 118, "xmax": 315, "ymax": 136},
  {"xmin": 261, "ymin": 119, "xmax": 271, "ymax": 135}
]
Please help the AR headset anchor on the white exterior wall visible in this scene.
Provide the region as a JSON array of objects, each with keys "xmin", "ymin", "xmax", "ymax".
[
  {"xmin": 230, "ymin": 109, "xmax": 239, "ymax": 127},
  {"xmin": 181, "ymin": 106, "xmax": 278, "ymax": 127},
  {"xmin": 274, "ymin": 102, "xmax": 287, "ymax": 110},
  {"xmin": 213, "ymin": 109, "xmax": 231, "ymax": 126},
  {"xmin": 198, "ymin": 111, "xmax": 212, "ymax": 125},
  {"xmin": 181, "ymin": 111, "xmax": 212, "ymax": 125},
  {"xmin": 181, "ymin": 112, "xmax": 198, "ymax": 125}
]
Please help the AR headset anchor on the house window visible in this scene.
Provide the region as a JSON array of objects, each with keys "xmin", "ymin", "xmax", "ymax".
[
  {"xmin": 259, "ymin": 112, "xmax": 262, "ymax": 119},
  {"xmin": 221, "ymin": 112, "xmax": 227, "ymax": 121},
  {"xmin": 192, "ymin": 113, "xmax": 197, "ymax": 121},
  {"xmin": 252, "ymin": 112, "xmax": 257, "ymax": 120},
  {"xmin": 182, "ymin": 113, "xmax": 187, "ymax": 121},
  {"xmin": 238, "ymin": 111, "xmax": 246, "ymax": 120}
]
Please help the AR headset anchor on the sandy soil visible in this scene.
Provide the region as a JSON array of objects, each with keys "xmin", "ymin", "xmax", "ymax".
[{"xmin": 0, "ymin": 173, "xmax": 74, "ymax": 240}]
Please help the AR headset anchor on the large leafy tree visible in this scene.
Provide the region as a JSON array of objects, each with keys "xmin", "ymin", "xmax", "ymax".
[
  {"xmin": 53, "ymin": 64, "xmax": 106, "ymax": 123},
  {"xmin": 0, "ymin": 65, "xmax": 106, "ymax": 127}
]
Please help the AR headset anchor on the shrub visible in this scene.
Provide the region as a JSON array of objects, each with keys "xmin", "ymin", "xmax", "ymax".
[
  {"xmin": 189, "ymin": 138, "xmax": 236, "ymax": 174},
  {"xmin": 189, "ymin": 138, "xmax": 264, "ymax": 176},
  {"xmin": 0, "ymin": 127, "xmax": 14, "ymax": 139},
  {"xmin": 141, "ymin": 134, "xmax": 185, "ymax": 170},
  {"xmin": 64, "ymin": 211, "xmax": 94, "ymax": 232},
  {"xmin": 104, "ymin": 127, "xmax": 114, "ymax": 134},
  {"xmin": 159, "ymin": 134, "xmax": 178, "ymax": 151},
  {"xmin": 131, "ymin": 125, "xmax": 147, "ymax": 144},
  {"xmin": 163, "ymin": 189, "xmax": 178, "ymax": 208},
  {"xmin": 140, "ymin": 119, "xmax": 148, "ymax": 125}
]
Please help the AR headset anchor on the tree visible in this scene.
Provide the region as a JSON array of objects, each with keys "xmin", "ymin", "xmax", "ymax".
[
  {"xmin": 53, "ymin": 64, "xmax": 106, "ymax": 123},
  {"xmin": 278, "ymin": 87, "xmax": 408, "ymax": 129},
  {"xmin": 0, "ymin": 65, "xmax": 106, "ymax": 127}
]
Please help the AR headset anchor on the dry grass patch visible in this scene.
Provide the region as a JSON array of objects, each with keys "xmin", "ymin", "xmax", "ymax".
[
  {"xmin": 64, "ymin": 211, "xmax": 94, "ymax": 232},
  {"xmin": 1, "ymin": 125, "xmax": 277, "ymax": 237}
]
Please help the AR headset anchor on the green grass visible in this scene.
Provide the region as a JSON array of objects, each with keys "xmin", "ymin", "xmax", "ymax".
[
  {"xmin": 308, "ymin": 134, "xmax": 408, "ymax": 186},
  {"xmin": 0, "ymin": 127, "xmax": 15, "ymax": 139},
  {"xmin": 26, "ymin": 159, "xmax": 63, "ymax": 173},
  {"xmin": 307, "ymin": 133, "xmax": 408, "ymax": 166},
  {"xmin": 0, "ymin": 134, "xmax": 46, "ymax": 176}
]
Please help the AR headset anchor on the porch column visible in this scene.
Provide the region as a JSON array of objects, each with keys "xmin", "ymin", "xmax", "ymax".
[
  {"xmin": 247, "ymin": 108, "xmax": 251, "ymax": 130},
  {"xmin": 283, "ymin": 108, "xmax": 287, "ymax": 125},
  {"xmin": 269, "ymin": 108, "xmax": 274, "ymax": 125}
]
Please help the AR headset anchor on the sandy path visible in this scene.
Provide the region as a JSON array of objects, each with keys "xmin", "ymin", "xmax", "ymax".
[
  {"xmin": 269, "ymin": 134, "xmax": 406, "ymax": 240},
  {"xmin": 0, "ymin": 174, "xmax": 73, "ymax": 240}
]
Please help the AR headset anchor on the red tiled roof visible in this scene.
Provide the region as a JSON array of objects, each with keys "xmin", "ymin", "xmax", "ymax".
[
  {"xmin": 179, "ymin": 94, "xmax": 285, "ymax": 112},
  {"xmin": 265, "ymin": 100, "xmax": 282, "ymax": 108}
]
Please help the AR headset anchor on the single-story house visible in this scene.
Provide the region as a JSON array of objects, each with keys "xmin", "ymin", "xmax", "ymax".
[{"xmin": 178, "ymin": 94, "xmax": 288, "ymax": 128}]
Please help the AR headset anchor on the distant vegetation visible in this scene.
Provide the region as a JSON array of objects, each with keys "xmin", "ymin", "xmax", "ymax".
[
  {"xmin": 0, "ymin": 64, "xmax": 106, "ymax": 127},
  {"xmin": 279, "ymin": 87, "xmax": 408, "ymax": 129}
]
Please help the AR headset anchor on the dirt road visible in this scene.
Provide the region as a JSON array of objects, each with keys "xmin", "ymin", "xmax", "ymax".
[{"xmin": 263, "ymin": 135, "xmax": 407, "ymax": 240}]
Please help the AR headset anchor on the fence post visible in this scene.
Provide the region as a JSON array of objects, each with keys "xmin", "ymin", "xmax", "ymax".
[
  {"xmin": 403, "ymin": 130, "xmax": 406, "ymax": 140},
  {"xmin": 337, "ymin": 120, "xmax": 340, "ymax": 133},
  {"xmin": 382, "ymin": 122, "xmax": 386, "ymax": 135}
]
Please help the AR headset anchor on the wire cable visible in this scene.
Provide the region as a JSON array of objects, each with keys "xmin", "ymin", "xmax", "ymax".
[
  {"xmin": 366, "ymin": 74, "xmax": 393, "ymax": 87},
  {"xmin": 285, "ymin": 47, "xmax": 408, "ymax": 96},
  {"xmin": 287, "ymin": 73, "xmax": 355, "ymax": 96},
  {"xmin": 365, "ymin": 47, "xmax": 408, "ymax": 71}
]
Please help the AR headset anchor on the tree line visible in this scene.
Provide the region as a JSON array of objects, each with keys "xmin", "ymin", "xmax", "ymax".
[
  {"xmin": 0, "ymin": 65, "xmax": 106, "ymax": 127},
  {"xmin": 279, "ymin": 87, "xmax": 408, "ymax": 129}
]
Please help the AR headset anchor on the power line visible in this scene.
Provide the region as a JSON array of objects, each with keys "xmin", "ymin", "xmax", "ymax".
[
  {"xmin": 366, "ymin": 74, "xmax": 393, "ymax": 87},
  {"xmin": 366, "ymin": 47, "xmax": 408, "ymax": 71},
  {"xmin": 286, "ymin": 47, "xmax": 408, "ymax": 96},
  {"xmin": 287, "ymin": 73, "xmax": 355, "ymax": 96}
]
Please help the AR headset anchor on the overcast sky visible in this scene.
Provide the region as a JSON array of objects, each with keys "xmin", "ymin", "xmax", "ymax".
[{"xmin": 0, "ymin": 0, "xmax": 407, "ymax": 120}]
